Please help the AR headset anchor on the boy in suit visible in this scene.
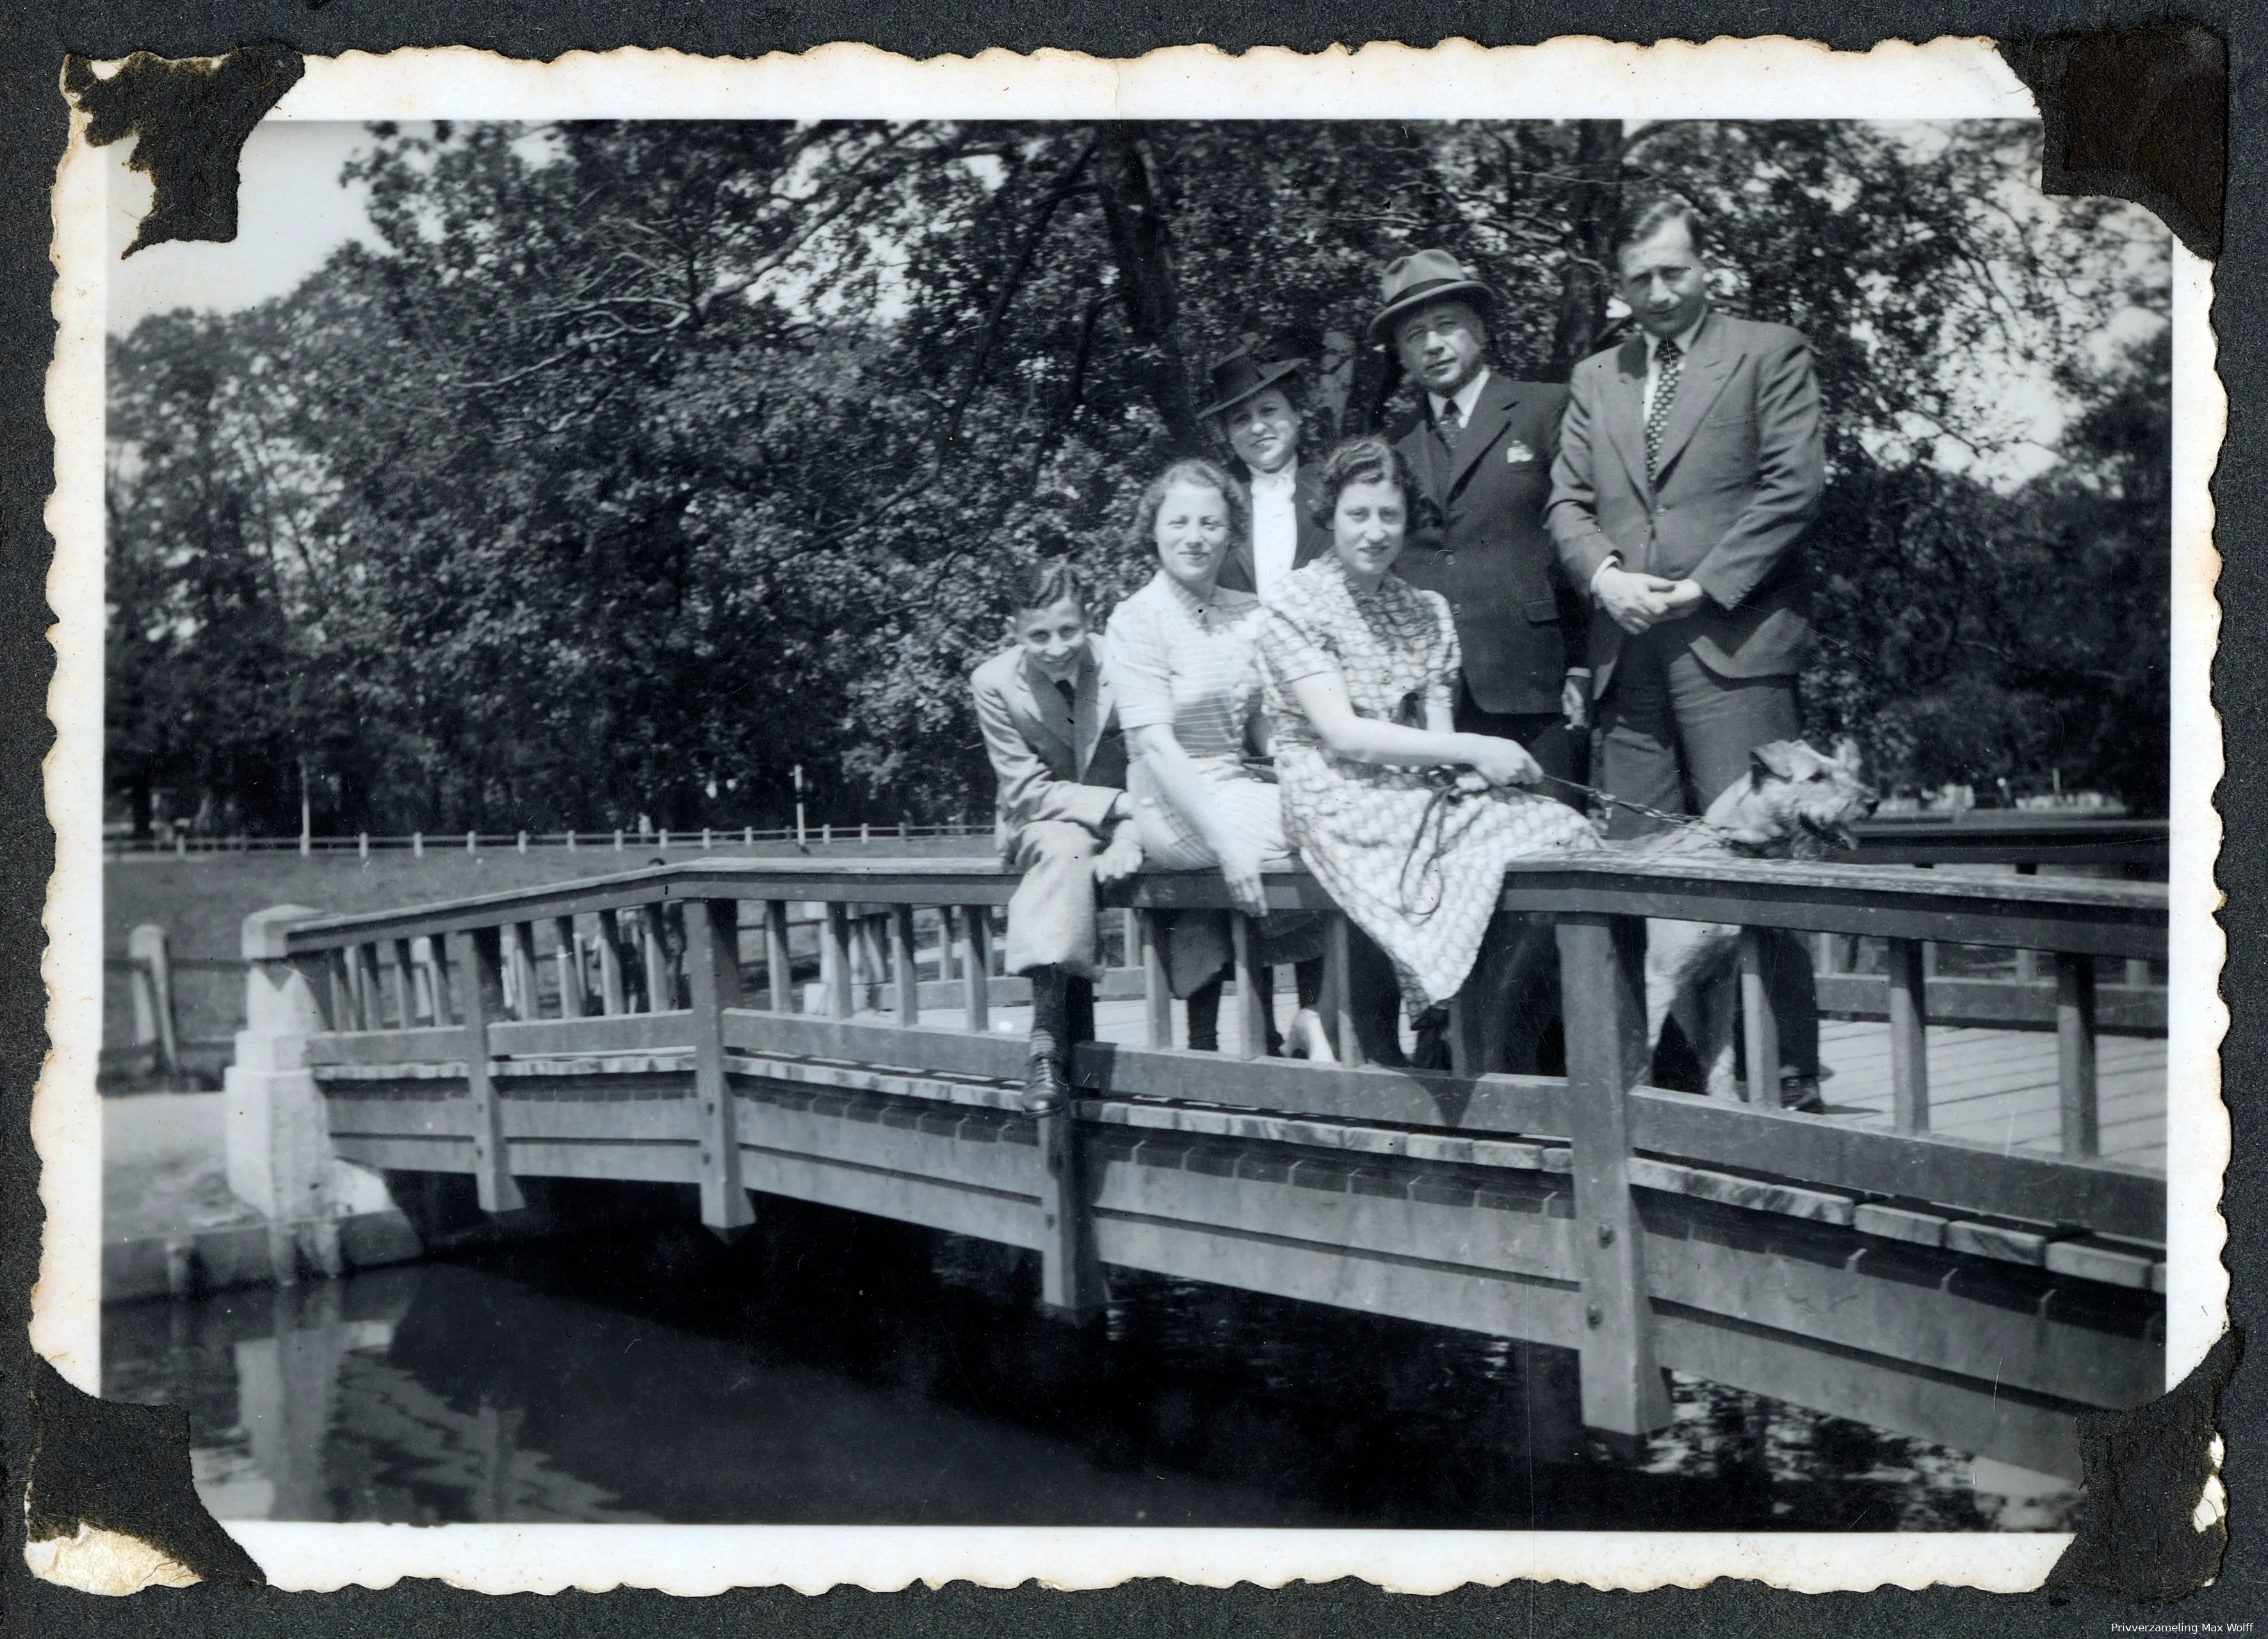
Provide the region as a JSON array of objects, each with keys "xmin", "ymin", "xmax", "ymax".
[{"xmin": 969, "ymin": 561, "xmax": 1140, "ymax": 1112}]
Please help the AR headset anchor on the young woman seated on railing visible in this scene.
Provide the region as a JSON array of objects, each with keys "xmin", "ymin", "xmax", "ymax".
[
  {"xmin": 1258, "ymin": 435, "xmax": 1601, "ymax": 1063},
  {"xmin": 1103, "ymin": 456, "xmax": 1332, "ymax": 1061}
]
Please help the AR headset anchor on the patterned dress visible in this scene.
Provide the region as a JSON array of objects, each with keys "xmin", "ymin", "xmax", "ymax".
[{"xmin": 1259, "ymin": 556, "xmax": 1600, "ymax": 1013}]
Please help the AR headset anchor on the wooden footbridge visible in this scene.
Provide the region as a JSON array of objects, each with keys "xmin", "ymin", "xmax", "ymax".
[{"xmin": 227, "ymin": 851, "xmax": 2167, "ymax": 1480}]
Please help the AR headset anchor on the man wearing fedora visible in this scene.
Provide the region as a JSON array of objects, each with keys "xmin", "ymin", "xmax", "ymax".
[
  {"xmin": 1201, "ymin": 330, "xmax": 1331, "ymax": 600},
  {"xmin": 1373, "ymin": 249, "xmax": 1591, "ymax": 800},
  {"xmin": 1544, "ymin": 191, "xmax": 1828, "ymax": 1107}
]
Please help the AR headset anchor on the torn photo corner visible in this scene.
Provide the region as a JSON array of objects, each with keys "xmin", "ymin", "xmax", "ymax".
[{"xmin": 36, "ymin": 37, "xmax": 2224, "ymax": 1597}]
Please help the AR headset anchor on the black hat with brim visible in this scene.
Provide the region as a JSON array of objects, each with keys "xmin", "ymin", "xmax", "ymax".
[{"xmin": 1197, "ymin": 330, "xmax": 1312, "ymax": 421}]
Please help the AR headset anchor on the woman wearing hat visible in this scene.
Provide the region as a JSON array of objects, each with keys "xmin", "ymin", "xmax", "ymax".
[{"xmin": 1201, "ymin": 332, "xmax": 1332, "ymax": 603}]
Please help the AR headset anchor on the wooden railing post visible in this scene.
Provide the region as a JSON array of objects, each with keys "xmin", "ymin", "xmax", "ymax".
[
  {"xmin": 2057, "ymin": 952, "xmax": 2100, "ymax": 1158},
  {"xmin": 1325, "ymin": 912, "xmax": 1365, "ymax": 1068},
  {"xmin": 961, "ymin": 905, "xmax": 992, "ymax": 1033},
  {"xmin": 595, "ymin": 910, "xmax": 629, "ymax": 1013},
  {"xmin": 684, "ymin": 899, "xmax": 755, "ymax": 1235},
  {"xmin": 638, "ymin": 908, "xmax": 673, "ymax": 1012},
  {"xmin": 553, "ymin": 915, "xmax": 588, "ymax": 1018},
  {"xmin": 1555, "ymin": 911, "xmax": 1673, "ymax": 1444},
  {"xmin": 421, "ymin": 935, "xmax": 452, "ymax": 1025},
  {"xmin": 326, "ymin": 948, "xmax": 359, "ymax": 1033},
  {"xmin": 349, "ymin": 944, "xmax": 382, "ymax": 1032},
  {"xmin": 891, "ymin": 904, "xmax": 920, "ymax": 1028},
  {"xmin": 765, "ymin": 900, "xmax": 795, "ymax": 1014},
  {"xmin": 1886, "ymin": 936, "xmax": 1930, "ymax": 1132},
  {"xmin": 452, "ymin": 926, "xmax": 525, "ymax": 1215},
  {"xmin": 126, "ymin": 923, "xmax": 181, "ymax": 1078},
  {"xmin": 390, "ymin": 937, "xmax": 416, "ymax": 1029},
  {"xmin": 504, "ymin": 921, "xmax": 540, "ymax": 1021},
  {"xmin": 1229, "ymin": 914, "xmax": 1268, "ymax": 1059},
  {"xmin": 1737, "ymin": 926, "xmax": 1783, "ymax": 1107},
  {"xmin": 1035, "ymin": 1101, "xmax": 1105, "ymax": 1323},
  {"xmin": 1140, "ymin": 908, "xmax": 1171, "ymax": 1049},
  {"xmin": 1036, "ymin": 964, "xmax": 1104, "ymax": 1325},
  {"xmin": 824, "ymin": 903, "xmax": 855, "ymax": 1019}
]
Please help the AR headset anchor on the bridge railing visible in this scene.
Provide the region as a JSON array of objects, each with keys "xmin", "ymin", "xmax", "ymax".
[{"xmin": 243, "ymin": 851, "xmax": 2166, "ymax": 1443}]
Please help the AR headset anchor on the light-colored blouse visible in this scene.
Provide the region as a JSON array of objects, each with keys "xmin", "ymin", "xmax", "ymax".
[{"xmin": 1105, "ymin": 570, "xmax": 1269, "ymax": 760}]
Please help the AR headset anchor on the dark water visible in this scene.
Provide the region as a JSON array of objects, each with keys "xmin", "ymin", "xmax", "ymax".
[{"xmin": 104, "ymin": 1199, "xmax": 2065, "ymax": 1529}]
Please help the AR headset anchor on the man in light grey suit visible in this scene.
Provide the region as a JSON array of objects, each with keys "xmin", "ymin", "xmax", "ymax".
[
  {"xmin": 1546, "ymin": 191, "xmax": 1829, "ymax": 1105},
  {"xmin": 969, "ymin": 560, "xmax": 1140, "ymax": 1112}
]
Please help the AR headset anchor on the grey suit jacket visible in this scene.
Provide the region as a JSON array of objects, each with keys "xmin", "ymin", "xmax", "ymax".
[
  {"xmin": 1546, "ymin": 309, "xmax": 1825, "ymax": 698},
  {"xmin": 969, "ymin": 634, "xmax": 1129, "ymax": 857}
]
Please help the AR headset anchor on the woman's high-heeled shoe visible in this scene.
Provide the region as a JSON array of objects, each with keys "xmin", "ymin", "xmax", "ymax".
[{"xmin": 1285, "ymin": 1006, "xmax": 1337, "ymax": 1064}]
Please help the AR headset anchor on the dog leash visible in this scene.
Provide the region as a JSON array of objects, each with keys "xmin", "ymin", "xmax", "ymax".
[
  {"xmin": 1535, "ymin": 772, "xmax": 1709, "ymax": 833},
  {"xmin": 1395, "ymin": 773, "xmax": 1467, "ymax": 919}
]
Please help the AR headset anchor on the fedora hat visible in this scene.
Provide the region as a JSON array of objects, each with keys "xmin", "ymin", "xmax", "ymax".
[
  {"xmin": 1197, "ymin": 330, "xmax": 1311, "ymax": 421},
  {"xmin": 1368, "ymin": 248, "xmax": 1496, "ymax": 341}
]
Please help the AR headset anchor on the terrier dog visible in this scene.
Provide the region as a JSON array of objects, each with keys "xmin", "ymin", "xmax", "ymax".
[{"xmin": 1626, "ymin": 738, "xmax": 1874, "ymax": 1104}]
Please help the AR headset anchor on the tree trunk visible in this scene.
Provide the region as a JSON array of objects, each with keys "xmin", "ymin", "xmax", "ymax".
[
  {"xmin": 1549, "ymin": 120, "xmax": 1627, "ymax": 381},
  {"xmin": 1090, "ymin": 124, "xmax": 1204, "ymax": 451}
]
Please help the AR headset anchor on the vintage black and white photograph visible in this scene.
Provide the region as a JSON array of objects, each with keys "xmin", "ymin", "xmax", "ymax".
[{"xmin": 39, "ymin": 41, "xmax": 2216, "ymax": 1592}]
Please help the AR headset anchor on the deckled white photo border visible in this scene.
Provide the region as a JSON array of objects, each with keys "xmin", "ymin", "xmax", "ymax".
[{"xmin": 36, "ymin": 36, "xmax": 2225, "ymax": 1595}]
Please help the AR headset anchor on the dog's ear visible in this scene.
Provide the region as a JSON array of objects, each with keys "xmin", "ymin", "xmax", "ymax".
[{"xmin": 1749, "ymin": 741, "xmax": 1802, "ymax": 784}]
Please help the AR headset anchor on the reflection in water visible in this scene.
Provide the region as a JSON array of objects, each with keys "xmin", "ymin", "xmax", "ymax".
[{"xmin": 103, "ymin": 1197, "xmax": 2064, "ymax": 1528}]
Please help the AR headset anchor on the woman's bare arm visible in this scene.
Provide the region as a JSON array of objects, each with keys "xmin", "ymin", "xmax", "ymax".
[{"xmin": 1286, "ymin": 672, "xmax": 1540, "ymax": 786}]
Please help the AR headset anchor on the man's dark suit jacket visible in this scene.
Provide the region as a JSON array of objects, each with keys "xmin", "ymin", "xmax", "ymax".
[
  {"xmin": 1391, "ymin": 373, "xmax": 1587, "ymax": 719},
  {"xmin": 1215, "ymin": 462, "xmax": 1331, "ymax": 597},
  {"xmin": 1545, "ymin": 309, "xmax": 1825, "ymax": 702}
]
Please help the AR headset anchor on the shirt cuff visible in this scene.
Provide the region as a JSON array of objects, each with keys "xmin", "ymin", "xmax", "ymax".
[{"xmin": 1589, "ymin": 556, "xmax": 1621, "ymax": 596}]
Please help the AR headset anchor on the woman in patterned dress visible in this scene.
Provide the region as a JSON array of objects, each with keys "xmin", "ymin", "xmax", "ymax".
[
  {"xmin": 1259, "ymin": 436, "xmax": 1600, "ymax": 1024},
  {"xmin": 1105, "ymin": 458, "xmax": 1332, "ymax": 1060}
]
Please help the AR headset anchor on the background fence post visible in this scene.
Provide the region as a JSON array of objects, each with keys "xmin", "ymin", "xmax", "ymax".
[{"xmin": 1555, "ymin": 910, "xmax": 1673, "ymax": 1446}]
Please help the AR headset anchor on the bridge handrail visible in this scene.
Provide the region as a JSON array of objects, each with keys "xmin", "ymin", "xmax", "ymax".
[
  {"xmin": 262, "ymin": 853, "xmax": 2165, "ymax": 960},
  {"xmin": 246, "ymin": 848, "xmax": 2169, "ymax": 1443}
]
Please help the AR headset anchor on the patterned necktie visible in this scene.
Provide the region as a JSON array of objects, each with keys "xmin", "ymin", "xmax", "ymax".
[
  {"xmin": 1645, "ymin": 337, "xmax": 1683, "ymax": 477},
  {"xmin": 1437, "ymin": 396, "xmax": 1464, "ymax": 453}
]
